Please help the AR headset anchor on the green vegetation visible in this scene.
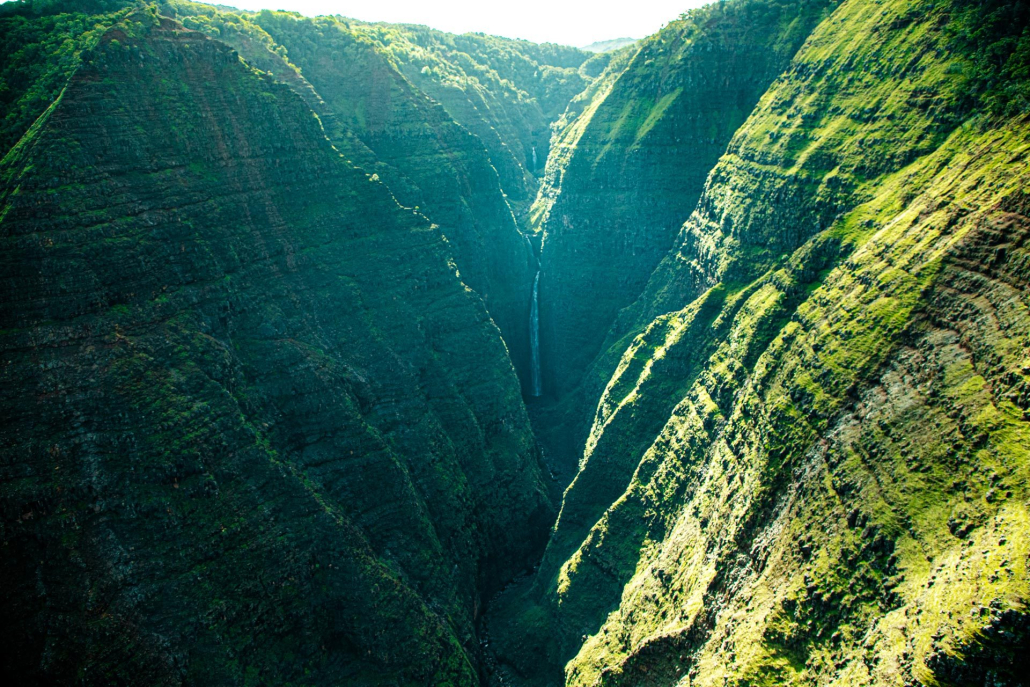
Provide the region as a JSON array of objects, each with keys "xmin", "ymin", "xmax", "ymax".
[
  {"xmin": 1, "ymin": 0, "xmax": 1028, "ymax": 685},
  {"xmin": 488, "ymin": 0, "xmax": 1030, "ymax": 685},
  {"xmin": 0, "ymin": 1, "xmax": 132, "ymax": 156},
  {"xmin": 0, "ymin": 8, "xmax": 551, "ymax": 685},
  {"xmin": 532, "ymin": 0, "xmax": 841, "ymax": 425},
  {"xmin": 940, "ymin": 0, "xmax": 1030, "ymax": 115},
  {"xmin": 347, "ymin": 20, "xmax": 593, "ymax": 214}
]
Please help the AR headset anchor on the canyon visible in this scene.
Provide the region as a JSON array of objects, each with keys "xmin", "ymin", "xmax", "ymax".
[{"xmin": 1, "ymin": 0, "xmax": 1028, "ymax": 685}]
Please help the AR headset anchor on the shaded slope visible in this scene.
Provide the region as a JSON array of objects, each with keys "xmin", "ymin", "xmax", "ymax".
[
  {"xmin": 230, "ymin": 10, "xmax": 541, "ymax": 389},
  {"xmin": 528, "ymin": 45, "xmax": 639, "ymax": 240},
  {"xmin": 0, "ymin": 11, "xmax": 551, "ymax": 685},
  {"xmin": 358, "ymin": 23, "xmax": 594, "ymax": 216},
  {"xmin": 154, "ymin": 1, "xmax": 582, "ymax": 391}
]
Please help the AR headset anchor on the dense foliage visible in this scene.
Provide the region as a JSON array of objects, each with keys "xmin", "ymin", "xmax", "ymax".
[
  {"xmin": 488, "ymin": 0, "xmax": 1030, "ymax": 685},
  {"xmin": 1, "ymin": 1, "xmax": 1028, "ymax": 686},
  {"xmin": 943, "ymin": 0, "xmax": 1030, "ymax": 114},
  {"xmin": 0, "ymin": 4, "xmax": 130, "ymax": 156},
  {"xmin": 347, "ymin": 21, "xmax": 593, "ymax": 207}
]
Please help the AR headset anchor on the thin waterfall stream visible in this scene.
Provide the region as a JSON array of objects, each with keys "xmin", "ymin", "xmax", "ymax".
[
  {"xmin": 529, "ymin": 269, "xmax": 542, "ymax": 397},
  {"xmin": 525, "ymin": 233, "xmax": 543, "ymax": 397}
]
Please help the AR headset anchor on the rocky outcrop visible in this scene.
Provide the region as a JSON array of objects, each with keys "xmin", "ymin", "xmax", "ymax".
[{"xmin": 0, "ymin": 11, "xmax": 551, "ymax": 684}]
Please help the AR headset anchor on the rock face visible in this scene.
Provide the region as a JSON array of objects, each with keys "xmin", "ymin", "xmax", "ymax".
[
  {"xmin": 0, "ymin": 10, "xmax": 551, "ymax": 684},
  {"xmin": 487, "ymin": 0, "xmax": 1030, "ymax": 684},
  {"xmin": 360, "ymin": 23, "xmax": 593, "ymax": 217},
  {"xmin": 156, "ymin": 1, "xmax": 595, "ymax": 393}
]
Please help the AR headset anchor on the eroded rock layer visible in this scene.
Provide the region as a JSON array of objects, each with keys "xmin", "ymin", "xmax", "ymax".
[
  {"xmin": 2, "ymin": 0, "xmax": 1028, "ymax": 685},
  {"xmin": 535, "ymin": 0, "xmax": 838, "ymax": 403}
]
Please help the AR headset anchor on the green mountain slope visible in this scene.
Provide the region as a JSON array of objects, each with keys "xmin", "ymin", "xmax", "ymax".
[
  {"xmin": 487, "ymin": 0, "xmax": 1030, "ymax": 684},
  {"xmin": 0, "ymin": 10, "xmax": 550, "ymax": 684},
  {"xmin": 152, "ymin": 2, "xmax": 598, "ymax": 393},
  {"xmin": 357, "ymin": 23, "xmax": 593, "ymax": 216},
  {"xmin": 241, "ymin": 10, "xmax": 542, "ymax": 390},
  {"xmin": 535, "ymin": 0, "xmax": 840, "ymax": 410},
  {"xmin": 0, "ymin": 0, "xmax": 132, "ymax": 156}
]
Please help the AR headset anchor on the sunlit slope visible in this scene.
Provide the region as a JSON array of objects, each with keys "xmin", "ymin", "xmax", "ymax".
[{"xmin": 488, "ymin": 0, "xmax": 1030, "ymax": 684}]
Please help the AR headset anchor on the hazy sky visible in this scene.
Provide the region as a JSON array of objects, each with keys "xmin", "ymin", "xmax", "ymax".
[{"xmin": 207, "ymin": 0, "xmax": 708, "ymax": 47}]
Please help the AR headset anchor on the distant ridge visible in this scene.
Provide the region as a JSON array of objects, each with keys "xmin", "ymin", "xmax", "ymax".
[{"xmin": 580, "ymin": 36, "xmax": 637, "ymax": 52}]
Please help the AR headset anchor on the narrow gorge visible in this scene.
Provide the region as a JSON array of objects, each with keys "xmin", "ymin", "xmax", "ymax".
[{"xmin": 1, "ymin": 0, "xmax": 1028, "ymax": 685}]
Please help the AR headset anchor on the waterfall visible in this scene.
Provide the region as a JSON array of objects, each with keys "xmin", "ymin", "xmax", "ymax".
[
  {"xmin": 524, "ymin": 233, "xmax": 543, "ymax": 398},
  {"xmin": 529, "ymin": 269, "xmax": 542, "ymax": 397}
]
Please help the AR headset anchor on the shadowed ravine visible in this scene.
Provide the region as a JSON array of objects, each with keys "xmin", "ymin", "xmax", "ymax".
[{"xmin": 1, "ymin": 0, "xmax": 1028, "ymax": 686}]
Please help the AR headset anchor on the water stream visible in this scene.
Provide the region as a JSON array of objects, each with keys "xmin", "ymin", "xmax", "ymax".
[{"xmin": 529, "ymin": 269, "xmax": 542, "ymax": 397}]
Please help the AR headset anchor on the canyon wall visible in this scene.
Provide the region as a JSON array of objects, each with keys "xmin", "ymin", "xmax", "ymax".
[
  {"xmin": 2, "ymin": 1, "xmax": 1028, "ymax": 686},
  {"xmin": 0, "ymin": 9, "xmax": 551, "ymax": 684},
  {"xmin": 536, "ymin": 0, "xmax": 838, "ymax": 402},
  {"xmin": 489, "ymin": 0, "xmax": 1030, "ymax": 684}
]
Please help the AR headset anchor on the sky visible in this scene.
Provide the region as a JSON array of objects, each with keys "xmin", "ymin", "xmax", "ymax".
[{"xmin": 206, "ymin": 0, "xmax": 709, "ymax": 47}]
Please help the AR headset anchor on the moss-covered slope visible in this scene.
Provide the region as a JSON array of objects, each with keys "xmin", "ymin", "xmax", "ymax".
[
  {"xmin": 147, "ymin": 1, "xmax": 542, "ymax": 391},
  {"xmin": 0, "ymin": 0, "xmax": 133, "ymax": 157},
  {"xmin": 0, "ymin": 10, "xmax": 551, "ymax": 684},
  {"xmin": 487, "ymin": 0, "xmax": 1030, "ymax": 684},
  {"xmin": 4, "ymin": 1, "xmax": 1028, "ymax": 685},
  {"xmin": 129, "ymin": 0, "xmax": 594, "ymax": 394}
]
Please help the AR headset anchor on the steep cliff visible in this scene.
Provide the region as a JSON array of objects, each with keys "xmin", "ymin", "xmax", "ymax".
[
  {"xmin": 535, "ymin": 0, "xmax": 839, "ymax": 409},
  {"xmin": 145, "ymin": 1, "xmax": 593, "ymax": 393},
  {"xmin": 488, "ymin": 0, "xmax": 1030, "ymax": 684},
  {"xmin": 0, "ymin": 9, "xmax": 551, "ymax": 684},
  {"xmin": 245, "ymin": 10, "xmax": 543, "ymax": 390},
  {"xmin": 0, "ymin": 0, "xmax": 132, "ymax": 156}
]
